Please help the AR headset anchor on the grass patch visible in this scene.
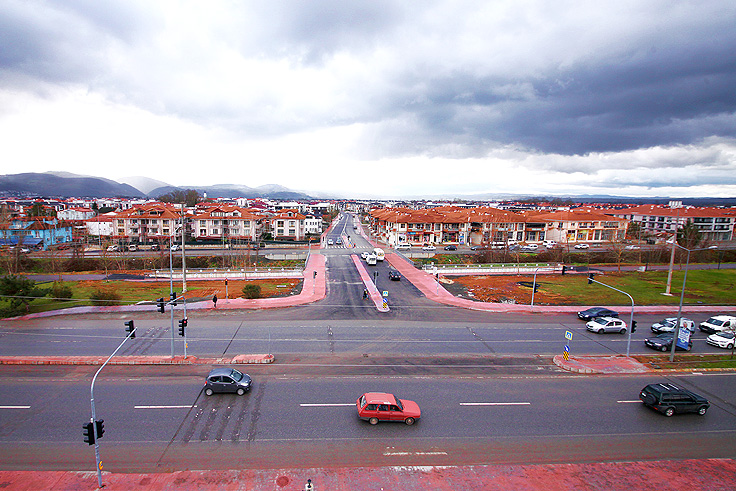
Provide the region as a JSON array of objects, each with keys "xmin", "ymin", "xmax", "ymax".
[{"xmin": 633, "ymin": 354, "xmax": 736, "ymax": 370}]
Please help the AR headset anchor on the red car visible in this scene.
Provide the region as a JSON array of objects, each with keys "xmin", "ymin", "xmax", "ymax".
[{"xmin": 356, "ymin": 392, "xmax": 421, "ymax": 425}]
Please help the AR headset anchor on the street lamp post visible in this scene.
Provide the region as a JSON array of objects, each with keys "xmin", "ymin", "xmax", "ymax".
[
  {"xmin": 666, "ymin": 241, "xmax": 718, "ymax": 362},
  {"xmin": 530, "ymin": 267, "xmax": 541, "ymax": 307},
  {"xmin": 587, "ymin": 275, "xmax": 635, "ymax": 357}
]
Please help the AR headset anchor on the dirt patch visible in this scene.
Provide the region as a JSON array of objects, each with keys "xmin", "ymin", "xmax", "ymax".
[{"xmin": 452, "ymin": 275, "xmax": 567, "ymax": 305}]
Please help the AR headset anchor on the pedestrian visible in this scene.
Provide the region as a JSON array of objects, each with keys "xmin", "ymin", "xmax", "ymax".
[{"xmin": 212, "ymin": 294, "xmax": 218, "ymax": 308}]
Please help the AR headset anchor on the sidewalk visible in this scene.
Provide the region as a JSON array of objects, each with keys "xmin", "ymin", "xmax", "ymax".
[{"xmin": 1, "ymin": 458, "xmax": 735, "ymax": 490}]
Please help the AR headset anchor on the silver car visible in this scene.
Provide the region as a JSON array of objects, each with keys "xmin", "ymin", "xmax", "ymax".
[
  {"xmin": 204, "ymin": 367, "xmax": 252, "ymax": 396},
  {"xmin": 651, "ymin": 317, "xmax": 695, "ymax": 334},
  {"xmin": 586, "ymin": 316, "xmax": 627, "ymax": 334}
]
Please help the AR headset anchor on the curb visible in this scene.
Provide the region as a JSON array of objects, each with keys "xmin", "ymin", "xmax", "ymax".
[{"xmin": 0, "ymin": 354, "xmax": 275, "ymax": 366}]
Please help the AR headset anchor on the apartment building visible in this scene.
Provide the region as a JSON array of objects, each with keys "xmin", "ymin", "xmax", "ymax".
[
  {"xmin": 113, "ymin": 204, "xmax": 181, "ymax": 243},
  {"xmin": 191, "ymin": 205, "xmax": 265, "ymax": 242},
  {"xmin": 270, "ymin": 209, "xmax": 306, "ymax": 240},
  {"xmin": 609, "ymin": 204, "xmax": 734, "ymax": 241}
]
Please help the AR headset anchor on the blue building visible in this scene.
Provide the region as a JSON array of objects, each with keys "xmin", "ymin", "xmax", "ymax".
[{"xmin": 0, "ymin": 218, "xmax": 73, "ymax": 250}]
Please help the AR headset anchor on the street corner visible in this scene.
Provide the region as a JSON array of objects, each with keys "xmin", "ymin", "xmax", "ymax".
[{"xmin": 554, "ymin": 354, "xmax": 651, "ymax": 374}]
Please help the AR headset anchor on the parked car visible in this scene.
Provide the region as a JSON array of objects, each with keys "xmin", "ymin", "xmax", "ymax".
[
  {"xmin": 574, "ymin": 243, "xmax": 590, "ymax": 249},
  {"xmin": 395, "ymin": 243, "xmax": 411, "ymax": 251},
  {"xmin": 520, "ymin": 244, "xmax": 538, "ymax": 252},
  {"xmin": 644, "ymin": 332, "xmax": 692, "ymax": 352},
  {"xmin": 577, "ymin": 307, "xmax": 619, "ymax": 321},
  {"xmin": 106, "ymin": 245, "xmax": 120, "ymax": 252},
  {"xmin": 699, "ymin": 315, "xmax": 736, "ymax": 334},
  {"xmin": 204, "ymin": 367, "xmax": 252, "ymax": 396},
  {"xmin": 444, "ymin": 245, "xmax": 457, "ymax": 251},
  {"xmin": 651, "ymin": 317, "xmax": 695, "ymax": 334},
  {"xmin": 470, "ymin": 245, "xmax": 483, "ymax": 251},
  {"xmin": 542, "ymin": 240, "xmax": 557, "ymax": 248},
  {"xmin": 150, "ymin": 243, "xmax": 160, "ymax": 251},
  {"xmin": 336, "ymin": 238, "xmax": 343, "ymax": 245},
  {"xmin": 170, "ymin": 244, "xmax": 180, "ymax": 251},
  {"xmin": 639, "ymin": 383, "xmax": 709, "ymax": 417},
  {"xmin": 128, "ymin": 244, "xmax": 138, "ymax": 252},
  {"xmin": 356, "ymin": 392, "xmax": 421, "ymax": 425},
  {"xmin": 422, "ymin": 244, "xmax": 436, "ymax": 251},
  {"xmin": 388, "ymin": 270, "xmax": 401, "ymax": 281},
  {"xmin": 625, "ymin": 245, "xmax": 641, "ymax": 250},
  {"xmin": 706, "ymin": 331, "xmax": 736, "ymax": 349},
  {"xmin": 586, "ymin": 317, "xmax": 627, "ymax": 334}
]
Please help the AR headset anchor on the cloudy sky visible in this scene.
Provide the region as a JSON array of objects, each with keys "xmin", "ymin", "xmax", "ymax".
[{"xmin": 1, "ymin": 1, "xmax": 735, "ymax": 199}]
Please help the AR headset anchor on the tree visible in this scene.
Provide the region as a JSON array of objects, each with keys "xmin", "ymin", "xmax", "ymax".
[
  {"xmin": 0, "ymin": 275, "xmax": 48, "ymax": 315},
  {"xmin": 677, "ymin": 219, "xmax": 703, "ymax": 250},
  {"xmin": 158, "ymin": 189, "xmax": 201, "ymax": 207}
]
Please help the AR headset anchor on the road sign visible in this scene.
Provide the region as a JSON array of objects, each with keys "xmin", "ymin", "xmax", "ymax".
[
  {"xmin": 563, "ymin": 351, "xmax": 569, "ymax": 361},
  {"xmin": 563, "ymin": 345, "xmax": 570, "ymax": 353},
  {"xmin": 565, "ymin": 331, "xmax": 573, "ymax": 340},
  {"xmin": 382, "ymin": 291, "xmax": 388, "ymax": 297}
]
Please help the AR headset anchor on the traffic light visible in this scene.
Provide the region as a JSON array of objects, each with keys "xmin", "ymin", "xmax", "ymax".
[
  {"xmin": 631, "ymin": 320, "xmax": 637, "ymax": 333},
  {"xmin": 157, "ymin": 297, "xmax": 165, "ymax": 313},
  {"xmin": 170, "ymin": 291, "xmax": 177, "ymax": 306},
  {"xmin": 95, "ymin": 419, "xmax": 105, "ymax": 439},
  {"xmin": 124, "ymin": 320, "xmax": 135, "ymax": 338},
  {"xmin": 561, "ymin": 265, "xmax": 567, "ymax": 275},
  {"xmin": 178, "ymin": 318, "xmax": 187, "ymax": 336},
  {"xmin": 313, "ymin": 271, "xmax": 317, "ymax": 279},
  {"xmin": 588, "ymin": 273, "xmax": 594, "ymax": 284},
  {"xmin": 83, "ymin": 421, "xmax": 95, "ymax": 445}
]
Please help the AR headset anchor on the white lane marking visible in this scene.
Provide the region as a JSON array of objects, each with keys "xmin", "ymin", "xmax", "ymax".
[
  {"xmin": 459, "ymin": 402, "xmax": 530, "ymax": 406},
  {"xmin": 0, "ymin": 405, "xmax": 31, "ymax": 409},
  {"xmin": 617, "ymin": 400, "xmax": 642, "ymax": 404},
  {"xmin": 300, "ymin": 403, "xmax": 354, "ymax": 407},
  {"xmin": 383, "ymin": 451, "xmax": 448, "ymax": 456},
  {"xmin": 134, "ymin": 405, "xmax": 195, "ymax": 409}
]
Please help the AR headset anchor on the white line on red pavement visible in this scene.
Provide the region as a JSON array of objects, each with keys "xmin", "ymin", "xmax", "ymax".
[
  {"xmin": 300, "ymin": 403, "xmax": 354, "ymax": 407},
  {"xmin": 134, "ymin": 405, "xmax": 195, "ymax": 409},
  {"xmin": 459, "ymin": 402, "xmax": 531, "ymax": 406}
]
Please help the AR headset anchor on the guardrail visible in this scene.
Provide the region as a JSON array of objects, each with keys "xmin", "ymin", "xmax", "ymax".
[
  {"xmin": 150, "ymin": 267, "xmax": 305, "ymax": 280},
  {"xmin": 420, "ymin": 262, "xmax": 559, "ymax": 275}
]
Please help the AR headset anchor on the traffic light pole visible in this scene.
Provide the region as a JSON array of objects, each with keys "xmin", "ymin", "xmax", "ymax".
[
  {"xmin": 89, "ymin": 327, "xmax": 136, "ymax": 488},
  {"xmin": 587, "ymin": 275, "xmax": 635, "ymax": 357}
]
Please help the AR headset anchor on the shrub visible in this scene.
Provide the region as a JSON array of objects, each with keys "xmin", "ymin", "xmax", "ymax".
[
  {"xmin": 49, "ymin": 281, "xmax": 73, "ymax": 300},
  {"xmin": 242, "ymin": 284, "xmax": 261, "ymax": 299},
  {"xmin": 90, "ymin": 288, "xmax": 122, "ymax": 306}
]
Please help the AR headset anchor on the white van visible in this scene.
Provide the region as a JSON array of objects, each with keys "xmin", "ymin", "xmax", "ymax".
[
  {"xmin": 395, "ymin": 243, "xmax": 411, "ymax": 251},
  {"xmin": 373, "ymin": 248, "xmax": 385, "ymax": 261},
  {"xmin": 366, "ymin": 253, "xmax": 377, "ymax": 265}
]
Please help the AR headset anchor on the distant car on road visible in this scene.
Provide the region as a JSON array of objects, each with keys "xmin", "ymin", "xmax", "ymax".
[
  {"xmin": 470, "ymin": 245, "xmax": 483, "ymax": 250},
  {"xmin": 639, "ymin": 383, "xmax": 709, "ymax": 417},
  {"xmin": 644, "ymin": 332, "xmax": 692, "ymax": 352},
  {"xmin": 625, "ymin": 245, "xmax": 641, "ymax": 250},
  {"xmin": 327, "ymin": 238, "xmax": 334, "ymax": 246},
  {"xmin": 336, "ymin": 238, "xmax": 343, "ymax": 245},
  {"xmin": 170, "ymin": 244, "xmax": 180, "ymax": 251},
  {"xmin": 106, "ymin": 245, "xmax": 120, "ymax": 252},
  {"xmin": 520, "ymin": 244, "xmax": 538, "ymax": 252},
  {"xmin": 444, "ymin": 245, "xmax": 457, "ymax": 251},
  {"xmin": 699, "ymin": 315, "xmax": 736, "ymax": 334},
  {"xmin": 706, "ymin": 331, "xmax": 736, "ymax": 349},
  {"xmin": 586, "ymin": 317, "xmax": 627, "ymax": 334},
  {"xmin": 574, "ymin": 243, "xmax": 590, "ymax": 249},
  {"xmin": 395, "ymin": 243, "xmax": 411, "ymax": 251},
  {"xmin": 388, "ymin": 270, "xmax": 401, "ymax": 281},
  {"xmin": 360, "ymin": 251, "xmax": 369, "ymax": 259},
  {"xmin": 651, "ymin": 317, "xmax": 695, "ymax": 334},
  {"xmin": 204, "ymin": 367, "xmax": 252, "ymax": 396},
  {"xmin": 422, "ymin": 244, "xmax": 436, "ymax": 251},
  {"xmin": 356, "ymin": 392, "xmax": 421, "ymax": 426},
  {"xmin": 577, "ymin": 307, "xmax": 619, "ymax": 321}
]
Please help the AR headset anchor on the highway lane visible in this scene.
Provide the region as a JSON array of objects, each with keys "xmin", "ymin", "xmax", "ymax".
[
  {"xmin": 0, "ymin": 368, "xmax": 734, "ymax": 471},
  {"xmin": 1, "ymin": 312, "xmax": 732, "ymax": 358}
]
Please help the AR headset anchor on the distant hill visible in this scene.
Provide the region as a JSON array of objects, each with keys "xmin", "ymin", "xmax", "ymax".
[
  {"xmin": 149, "ymin": 184, "xmax": 311, "ymax": 200},
  {"xmin": 0, "ymin": 172, "xmax": 146, "ymax": 198},
  {"xmin": 117, "ymin": 176, "xmax": 172, "ymax": 195}
]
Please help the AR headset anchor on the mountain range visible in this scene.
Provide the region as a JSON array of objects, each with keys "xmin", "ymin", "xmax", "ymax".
[{"xmin": 0, "ymin": 172, "xmax": 312, "ymax": 200}]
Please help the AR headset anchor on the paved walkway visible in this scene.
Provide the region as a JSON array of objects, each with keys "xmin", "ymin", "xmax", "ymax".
[{"xmin": 1, "ymin": 459, "xmax": 735, "ymax": 490}]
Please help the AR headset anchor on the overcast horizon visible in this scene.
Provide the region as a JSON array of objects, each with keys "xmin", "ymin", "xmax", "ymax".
[{"xmin": 1, "ymin": 1, "xmax": 735, "ymax": 199}]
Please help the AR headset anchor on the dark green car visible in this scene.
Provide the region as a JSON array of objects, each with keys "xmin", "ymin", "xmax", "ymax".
[{"xmin": 639, "ymin": 383, "xmax": 709, "ymax": 417}]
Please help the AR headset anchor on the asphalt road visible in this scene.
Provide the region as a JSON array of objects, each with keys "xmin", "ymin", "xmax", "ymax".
[{"xmin": 0, "ymin": 367, "xmax": 734, "ymax": 472}]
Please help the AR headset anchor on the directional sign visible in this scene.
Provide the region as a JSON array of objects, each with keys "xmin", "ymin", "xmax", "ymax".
[
  {"xmin": 563, "ymin": 345, "xmax": 570, "ymax": 353},
  {"xmin": 382, "ymin": 291, "xmax": 389, "ymax": 297},
  {"xmin": 565, "ymin": 331, "xmax": 573, "ymax": 341}
]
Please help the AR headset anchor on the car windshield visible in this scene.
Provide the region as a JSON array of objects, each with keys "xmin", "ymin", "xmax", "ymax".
[
  {"xmin": 392, "ymin": 395, "xmax": 403, "ymax": 411},
  {"xmin": 230, "ymin": 369, "xmax": 243, "ymax": 382},
  {"xmin": 661, "ymin": 319, "xmax": 676, "ymax": 327},
  {"xmin": 656, "ymin": 333, "xmax": 673, "ymax": 339},
  {"xmin": 592, "ymin": 318, "xmax": 606, "ymax": 326},
  {"xmin": 717, "ymin": 332, "xmax": 735, "ymax": 339},
  {"xmin": 708, "ymin": 318, "xmax": 724, "ymax": 326}
]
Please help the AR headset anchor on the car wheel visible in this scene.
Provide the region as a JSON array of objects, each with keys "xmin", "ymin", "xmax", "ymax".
[
  {"xmin": 369, "ymin": 417, "xmax": 379, "ymax": 425},
  {"xmin": 728, "ymin": 343, "xmax": 734, "ymax": 349},
  {"xmin": 597, "ymin": 329, "xmax": 604, "ymax": 334},
  {"xmin": 237, "ymin": 388, "xmax": 245, "ymax": 396},
  {"xmin": 619, "ymin": 328, "xmax": 626, "ymax": 334},
  {"xmin": 660, "ymin": 346, "xmax": 668, "ymax": 352},
  {"xmin": 664, "ymin": 407, "xmax": 675, "ymax": 417},
  {"xmin": 205, "ymin": 388, "xmax": 213, "ymax": 396},
  {"xmin": 698, "ymin": 406, "xmax": 708, "ymax": 416},
  {"xmin": 404, "ymin": 417, "xmax": 415, "ymax": 426}
]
